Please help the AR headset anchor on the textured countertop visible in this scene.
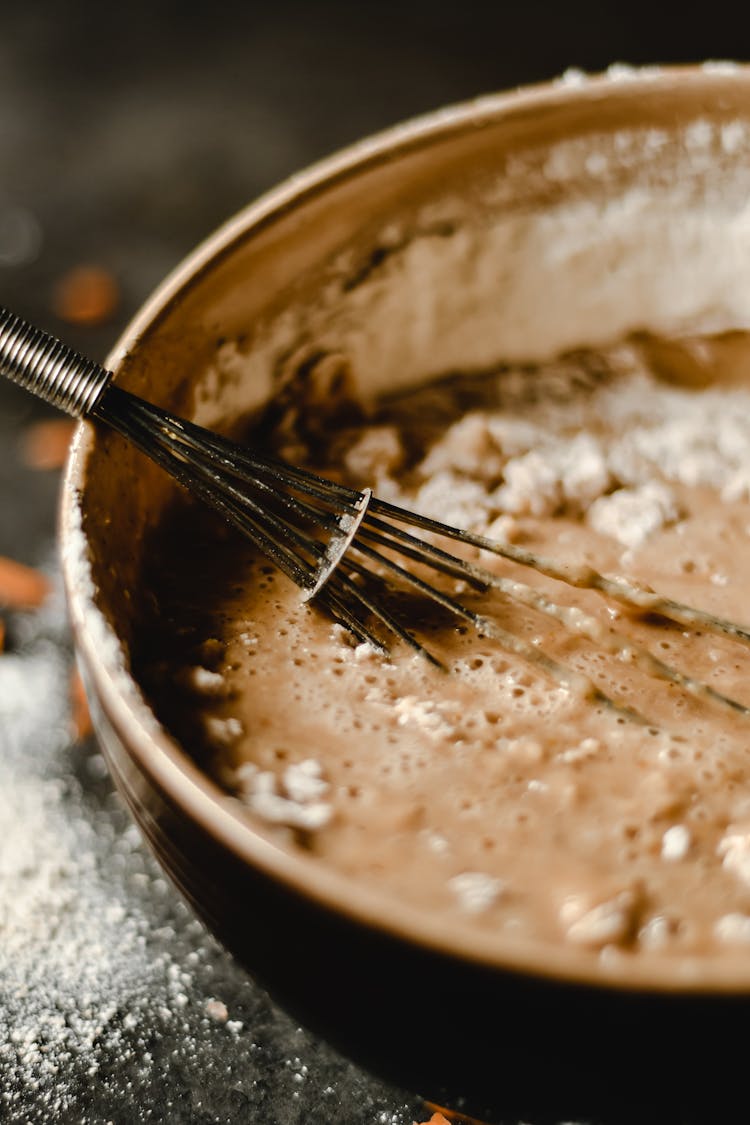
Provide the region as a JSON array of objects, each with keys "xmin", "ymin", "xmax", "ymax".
[{"xmin": 0, "ymin": 3, "xmax": 743, "ymax": 1122}]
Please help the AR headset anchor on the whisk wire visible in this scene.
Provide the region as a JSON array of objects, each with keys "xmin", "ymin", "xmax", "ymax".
[
  {"xmin": 372, "ymin": 496, "xmax": 750, "ymax": 646},
  {"xmin": 2, "ymin": 305, "xmax": 750, "ymax": 729},
  {"xmin": 87, "ymin": 384, "xmax": 750, "ymax": 722}
]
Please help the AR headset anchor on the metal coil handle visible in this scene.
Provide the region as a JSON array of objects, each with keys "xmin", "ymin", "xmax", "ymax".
[{"xmin": 0, "ymin": 306, "xmax": 112, "ymax": 418}]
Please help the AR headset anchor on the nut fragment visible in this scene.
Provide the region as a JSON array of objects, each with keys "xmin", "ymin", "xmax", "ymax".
[
  {"xmin": 20, "ymin": 419, "xmax": 76, "ymax": 470},
  {"xmin": 661, "ymin": 824, "xmax": 692, "ymax": 861},
  {"xmin": 561, "ymin": 887, "xmax": 642, "ymax": 948},
  {"xmin": 204, "ymin": 998, "xmax": 228, "ymax": 1023},
  {"xmin": 52, "ymin": 264, "xmax": 119, "ymax": 325},
  {"xmin": 714, "ymin": 913, "xmax": 750, "ymax": 945},
  {"xmin": 718, "ymin": 828, "xmax": 750, "ymax": 887},
  {"xmin": 0, "ymin": 556, "xmax": 50, "ymax": 609},
  {"xmin": 448, "ymin": 872, "xmax": 505, "ymax": 914}
]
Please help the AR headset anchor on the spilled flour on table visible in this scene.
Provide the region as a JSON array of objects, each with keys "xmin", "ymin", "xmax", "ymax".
[{"xmin": 0, "ymin": 583, "xmax": 218, "ymax": 1118}]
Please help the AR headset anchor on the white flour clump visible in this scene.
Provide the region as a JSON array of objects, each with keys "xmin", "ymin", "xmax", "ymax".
[
  {"xmin": 228, "ymin": 758, "xmax": 333, "ymax": 830},
  {"xmin": 378, "ymin": 347, "xmax": 750, "ymax": 551},
  {"xmin": 588, "ymin": 481, "xmax": 679, "ymax": 549}
]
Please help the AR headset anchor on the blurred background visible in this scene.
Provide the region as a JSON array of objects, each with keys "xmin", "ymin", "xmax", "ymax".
[
  {"xmin": 1, "ymin": 2, "xmax": 749, "ymax": 1121},
  {"xmin": 3, "ymin": 0, "xmax": 748, "ymax": 557},
  {"xmin": 3, "ymin": 0, "xmax": 749, "ymax": 353}
]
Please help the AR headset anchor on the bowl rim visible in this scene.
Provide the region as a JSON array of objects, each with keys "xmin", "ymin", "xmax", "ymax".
[{"xmin": 61, "ymin": 61, "xmax": 750, "ymax": 995}]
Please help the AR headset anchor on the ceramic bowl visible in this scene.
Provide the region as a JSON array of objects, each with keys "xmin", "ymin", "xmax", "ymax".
[{"xmin": 62, "ymin": 66, "xmax": 750, "ymax": 1121}]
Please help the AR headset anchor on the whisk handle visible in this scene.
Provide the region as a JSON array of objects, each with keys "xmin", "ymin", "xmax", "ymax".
[{"xmin": 0, "ymin": 306, "xmax": 112, "ymax": 418}]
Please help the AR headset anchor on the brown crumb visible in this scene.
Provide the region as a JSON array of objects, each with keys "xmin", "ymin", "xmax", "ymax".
[
  {"xmin": 20, "ymin": 419, "xmax": 76, "ymax": 470},
  {"xmin": 204, "ymin": 998, "xmax": 229, "ymax": 1023},
  {"xmin": 70, "ymin": 668, "xmax": 92, "ymax": 742},
  {"xmin": 419, "ymin": 1106, "xmax": 489, "ymax": 1124},
  {"xmin": 52, "ymin": 264, "xmax": 120, "ymax": 326},
  {"xmin": 0, "ymin": 557, "xmax": 50, "ymax": 609}
]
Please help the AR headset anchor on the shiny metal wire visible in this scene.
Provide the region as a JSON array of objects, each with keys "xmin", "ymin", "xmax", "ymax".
[{"xmin": 2, "ymin": 304, "xmax": 750, "ymax": 725}]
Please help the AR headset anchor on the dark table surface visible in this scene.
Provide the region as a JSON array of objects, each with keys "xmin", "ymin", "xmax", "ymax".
[{"xmin": 1, "ymin": 4, "xmax": 749, "ymax": 1122}]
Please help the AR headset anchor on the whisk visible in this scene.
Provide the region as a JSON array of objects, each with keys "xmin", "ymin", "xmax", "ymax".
[{"xmin": 2, "ymin": 304, "xmax": 750, "ymax": 724}]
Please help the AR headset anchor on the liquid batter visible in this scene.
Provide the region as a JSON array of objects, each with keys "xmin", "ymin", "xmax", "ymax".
[{"xmin": 134, "ymin": 332, "xmax": 750, "ymax": 963}]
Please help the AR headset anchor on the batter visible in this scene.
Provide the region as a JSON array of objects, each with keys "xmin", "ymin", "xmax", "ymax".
[{"xmin": 134, "ymin": 331, "xmax": 750, "ymax": 962}]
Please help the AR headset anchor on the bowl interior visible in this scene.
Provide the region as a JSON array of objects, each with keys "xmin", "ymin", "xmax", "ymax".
[{"xmin": 64, "ymin": 66, "xmax": 750, "ymax": 992}]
